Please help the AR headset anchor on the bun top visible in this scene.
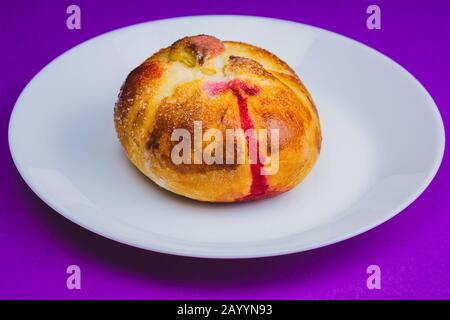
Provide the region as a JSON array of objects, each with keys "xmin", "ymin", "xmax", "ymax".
[{"xmin": 166, "ymin": 34, "xmax": 300, "ymax": 81}]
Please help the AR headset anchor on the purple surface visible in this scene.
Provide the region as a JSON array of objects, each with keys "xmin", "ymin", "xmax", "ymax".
[{"xmin": 1, "ymin": 0, "xmax": 449, "ymax": 300}]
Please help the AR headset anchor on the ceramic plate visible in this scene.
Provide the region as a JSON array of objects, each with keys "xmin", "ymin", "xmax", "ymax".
[{"xmin": 8, "ymin": 16, "xmax": 445, "ymax": 258}]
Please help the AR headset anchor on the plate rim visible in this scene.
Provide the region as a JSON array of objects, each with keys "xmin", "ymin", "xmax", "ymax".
[{"xmin": 8, "ymin": 14, "xmax": 446, "ymax": 259}]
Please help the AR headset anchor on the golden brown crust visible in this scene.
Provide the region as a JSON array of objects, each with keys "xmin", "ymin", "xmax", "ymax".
[
  {"xmin": 223, "ymin": 41, "xmax": 299, "ymax": 77},
  {"xmin": 114, "ymin": 35, "xmax": 321, "ymax": 202}
]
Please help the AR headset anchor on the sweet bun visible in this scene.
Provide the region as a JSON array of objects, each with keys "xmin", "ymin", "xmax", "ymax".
[{"xmin": 114, "ymin": 35, "xmax": 321, "ymax": 202}]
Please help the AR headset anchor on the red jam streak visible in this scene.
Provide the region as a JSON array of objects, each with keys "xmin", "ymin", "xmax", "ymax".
[
  {"xmin": 204, "ymin": 79, "xmax": 276, "ymax": 201},
  {"xmin": 189, "ymin": 35, "xmax": 225, "ymax": 63}
]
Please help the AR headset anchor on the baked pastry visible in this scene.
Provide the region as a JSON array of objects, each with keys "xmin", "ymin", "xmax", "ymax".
[{"xmin": 114, "ymin": 35, "xmax": 321, "ymax": 202}]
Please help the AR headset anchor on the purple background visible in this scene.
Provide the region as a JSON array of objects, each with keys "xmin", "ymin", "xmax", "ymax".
[{"xmin": 1, "ymin": 0, "xmax": 449, "ymax": 299}]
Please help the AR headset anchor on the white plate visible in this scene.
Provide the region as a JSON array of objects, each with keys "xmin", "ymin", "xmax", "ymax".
[{"xmin": 9, "ymin": 15, "xmax": 445, "ymax": 258}]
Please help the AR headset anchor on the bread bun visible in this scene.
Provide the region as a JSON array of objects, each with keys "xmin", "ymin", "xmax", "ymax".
[{"xmin": 114, "ymin": 35, "xmax": 321, "ymax": 202}]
